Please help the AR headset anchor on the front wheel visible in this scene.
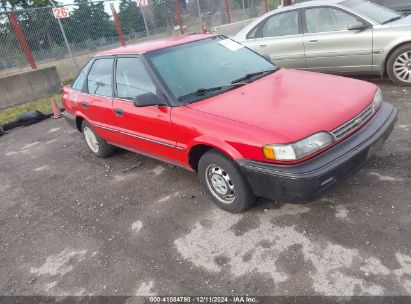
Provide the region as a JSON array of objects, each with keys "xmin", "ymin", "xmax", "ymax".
[
  {"xmin": 198, "ymin": 150, "xmax": 256, "ymax": 213},
  {"xmin": 81, "ymin": 121, "xmax": 115, "ymax": 158},
  {"xmin": 387, "ymin": 44, "xmax": 411, "ymax": 86}
]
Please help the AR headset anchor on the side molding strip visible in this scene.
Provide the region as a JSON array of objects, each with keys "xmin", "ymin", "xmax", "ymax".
[{"xmin": 93, "ymin": 123, "xmax": 185, "ymax": 151}]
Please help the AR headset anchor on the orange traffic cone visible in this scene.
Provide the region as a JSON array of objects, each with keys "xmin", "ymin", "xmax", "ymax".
[{"xmin": 51, "ymin": 97, "xmax": 62, "ymax": 119}]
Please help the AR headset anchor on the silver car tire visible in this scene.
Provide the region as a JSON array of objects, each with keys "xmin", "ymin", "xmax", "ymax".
[
  {"xmin": 81, "ymin": 121, "xmax": 115, "ymax": 158},
  {"xmin": 198, "ymin": 150, "xmax": 256, "ymax": 213}
]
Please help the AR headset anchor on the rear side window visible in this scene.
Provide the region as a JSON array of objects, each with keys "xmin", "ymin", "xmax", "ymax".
[
  {"xmin": 72, "ymin": 60, "xmax": 92, "ymax": 92},
  {"xmin": 115, "ymin": 57, "xmax": 157, "ymax": 100},
  {"xmin": 87, "ymin": 58, "xmax": 114, "ymax": 97},
  {"xmin": 261, "ymin": 11, "xmax": 299, "ymax": 37}
]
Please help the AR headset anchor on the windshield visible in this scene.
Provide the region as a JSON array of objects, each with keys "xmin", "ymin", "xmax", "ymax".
[
  {"xmin": 342, "ymin": 0, "xmax": 402, "ymax": 24},
  {"xmin": 145, "ymin": 36, "xmax": 277, "ymax": 104}
]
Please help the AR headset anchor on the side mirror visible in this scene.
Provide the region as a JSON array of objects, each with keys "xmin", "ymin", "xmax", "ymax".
[
  {"xmin": 348, "ymin": 21, "xmax": 368, "ymax": 31},
  {"xmin": 133, "ymin": 92, "xmax": 167, "ymax": 107}
]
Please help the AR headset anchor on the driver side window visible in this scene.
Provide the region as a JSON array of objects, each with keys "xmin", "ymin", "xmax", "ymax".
[
  {"xmin": 305, "ymin": 7, "xmax": 358, "ymax": 33},
  {"xmin": 115, "ymin": 57, "xmax": 157, "ymax": 101}
]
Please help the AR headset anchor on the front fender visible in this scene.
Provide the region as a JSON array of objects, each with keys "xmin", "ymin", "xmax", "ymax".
[{"xmin": 188, "ymin": 135, "xmax": 244, "ymax": 160}]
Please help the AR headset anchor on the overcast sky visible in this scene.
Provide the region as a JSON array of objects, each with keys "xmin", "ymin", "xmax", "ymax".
[{"xmin": 58, "ymin": 0, "xmax": 121, "ymax": 15}]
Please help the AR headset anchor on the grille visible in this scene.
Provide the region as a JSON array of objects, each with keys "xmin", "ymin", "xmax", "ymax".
[{"xmin": 332, "ymin": 103, "xmax": 375, "ymax": 140}]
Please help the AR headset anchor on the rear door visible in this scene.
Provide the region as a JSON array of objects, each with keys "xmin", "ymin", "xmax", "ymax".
[
  {"xmin": 81, "ymin": 57, "xmax": 121, "ymax": 144},
  {"xmin": 302, "ymin": 6, "xmax": 373, "ymax": 73},
  {"xmin": 252, "ymin": 9, "xmax": 306, "ymax": 69},
  {"xmin": 112, "ymin": 56, "xmax": 179, "ymax": 162}
]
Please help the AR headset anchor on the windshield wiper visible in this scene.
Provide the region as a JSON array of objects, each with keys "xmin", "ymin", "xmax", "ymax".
[
  {"xmin": 231, "ymin": 68, "xmax": 280, "ymax": 84},
  {"xmin": 382, "ymin": 15, "xmax": 404, "ymax": 24},
  {"xmin": 178, "ymin": 83, "xmax": 247, "ymax": 102}
]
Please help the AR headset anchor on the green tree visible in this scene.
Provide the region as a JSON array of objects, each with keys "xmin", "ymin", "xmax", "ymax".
[
  {"xmin": 118, "ymin": 0, "xmax": 145, "ymax": 36},
  {"xmin": 0, "ymin": 0, "xmax": 64, "ymax": 52},
  {"xmin": 65, "ymin": 0, "xmax": 116, "ymax": 43},
  {"xmin": 152, "ymin": 0, "xmax": 175, "ymax": 31}
]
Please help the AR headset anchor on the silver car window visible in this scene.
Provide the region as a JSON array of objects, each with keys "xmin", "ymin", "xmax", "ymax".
[
  {"xmin": 342, "ymin": 0, "xmax": 401, "ymax": 24},
  {"xmin": 305, "ymin": 7, "xmax": 357, "ymax": 33},
  {"xmin": 261, "ymin": 11, "xmax": 299, "ymax": 37}
]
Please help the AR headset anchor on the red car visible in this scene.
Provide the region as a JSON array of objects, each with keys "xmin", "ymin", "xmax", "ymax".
[{"xmin": 62, "ymin": 34, "xmax": 397, "ymax": 212}]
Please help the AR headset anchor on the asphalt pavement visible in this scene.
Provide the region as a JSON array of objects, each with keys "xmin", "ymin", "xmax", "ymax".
[{"xmin": 0, "ymin": 78, "xmax": 410, "ymax": 296}]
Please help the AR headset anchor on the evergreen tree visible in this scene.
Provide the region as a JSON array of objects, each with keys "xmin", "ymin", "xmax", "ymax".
[
  {"xmin": 118, "ymin": 0, "xmax": 145, "ymax": 36},
  {"xmin": 0, "ymin": 0, "xmax": 61, "ymax": 51},
  {"xmin": 152, "ymin": 0, "xmax": 174, "ymax": 30},
  {"xmin": 65, "ymin": 0, "xmax": 116, "ymax": 43}
]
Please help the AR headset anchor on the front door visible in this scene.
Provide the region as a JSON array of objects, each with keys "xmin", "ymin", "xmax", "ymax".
[
  {"xmin": 253, "ymin": 9, "xmax": 306, "ymax": 69},
  {"xmin": 82, "ymin": 57, "xmax": 121, "ymax": 145},
  {"xmin": 112, "ymin": 56, "xmax": 178, "ymax": 162},
  {"xmin": 303, "ymin": 6, "xmax": 373, "ymax": 73}
]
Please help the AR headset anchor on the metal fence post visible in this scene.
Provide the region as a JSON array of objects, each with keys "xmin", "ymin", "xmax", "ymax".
[
  {"xmin": 224, "ymin": 0, "xmax": 231, "ymax": 23},
  {"xmin": 242, "ymin": 0, "xmax": 245, "ymax": 16},
  {"xmin": 141, "ymin": 6, "xmax": 150, "ymax": 37},
  {"xmin": 173, "ymin": 0, "xmax": 184, "ymax": 34},
  {"xmin": 196, "ymin": 0, "xmax": 202, "ymax": 31},
  {"xmin": 110, "ymin": 3, "xmax": 126, "ymax": 46},
  {"xmin": 8, "ymin": 13, "xmax": 37, "ymax": 70},
  {"xmin": 49, "ymin": 1, "xmax": 79, "ymax": 72}
]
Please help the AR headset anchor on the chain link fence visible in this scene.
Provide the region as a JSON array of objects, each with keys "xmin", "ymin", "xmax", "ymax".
[{"xmin": 0, "ymin": 0, "xmax": 279, "ymax": 83}]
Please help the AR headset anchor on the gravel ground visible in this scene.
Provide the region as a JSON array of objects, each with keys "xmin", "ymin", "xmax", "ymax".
[{"xmin": 0, "ymin": 77, "xmax": 410, "ymax": 297}]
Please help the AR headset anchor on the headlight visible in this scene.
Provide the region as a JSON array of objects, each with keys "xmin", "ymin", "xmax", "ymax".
[
  {"xmin": 373, "ymin": 88, "xmax": 384, "ymax": 110},
  {"xmin": 263, "ymin": 132, "xmax": 334, "ymax": 161}
]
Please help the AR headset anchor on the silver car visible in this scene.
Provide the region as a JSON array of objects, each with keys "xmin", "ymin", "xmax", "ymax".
[{"xmin": 233, "ymin": 0, "xmax": 411, "ymax": 86}]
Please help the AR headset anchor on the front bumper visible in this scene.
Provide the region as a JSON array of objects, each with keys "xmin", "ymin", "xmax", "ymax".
[{"xmin": 237, "ymin": 102, "xmax": 398, "ymax": 202}]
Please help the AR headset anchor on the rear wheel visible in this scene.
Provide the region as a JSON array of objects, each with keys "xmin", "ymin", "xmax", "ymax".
[
  {"xmin": 198, "ymin": 150, "xmax": 256, "ymax": 213},
  {"xmin": 387, "ymin": 44, "xmax": 411, "ymax": 86},
  {"xmin": 81, "ymin": 121, "xmax": 114, "ymax": 158}
]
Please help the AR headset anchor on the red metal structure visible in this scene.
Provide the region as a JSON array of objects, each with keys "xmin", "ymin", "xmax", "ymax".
[
  {"xmin": 224, "ymin": 0, "xmax": 232, "ymax": 23},
  {"xmin": 110, "ymin": 4, "xmax": 126, "ymax": 47},
  {"xmin": 264, "ymin": 0, "xmax": 269, "ymax": 12},
  {"xmin": 173, "ymin": 0, "xmax": 184, "ymax": 34},
  {"xmin": 8, "ymin": 13, "xmax": 37, "ymax": 70}
]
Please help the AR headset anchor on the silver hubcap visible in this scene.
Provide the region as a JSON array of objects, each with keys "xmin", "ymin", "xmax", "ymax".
[
  {"xmin": 205, "ymin": 164, "xmax": 235, "ymax": 204},
  {"xmin": 394, "ymin": 51, "xmax": 411, "ymax": 82},
  {"xmin": 83, "ymin": 127, "xmax": 99, "ymax": 153}
]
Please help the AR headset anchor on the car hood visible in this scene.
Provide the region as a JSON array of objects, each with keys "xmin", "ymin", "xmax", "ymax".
[{"xmin": 186, "ymin": 69, "xmax": 377, "ymax": 143}]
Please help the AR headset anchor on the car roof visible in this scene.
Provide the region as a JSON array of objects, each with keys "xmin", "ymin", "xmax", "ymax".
[
  {"xmin": 278, "ymin": 0, "xmax": 344, "ymax": 11},
  {"xmin": 96, "ymin": 34, "xmax": 213, "ymax": 57}
]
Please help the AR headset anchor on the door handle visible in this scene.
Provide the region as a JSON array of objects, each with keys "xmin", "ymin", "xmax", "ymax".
[
  {"xmin": 81, "ymin": 101, "xmax": 88, "ymax": 109},
  {"xmin": 115, "ymin": 108, "xmax": 124, "ymax": 116},
  {"xmin": 308, "ymin": 39, "xmax": 318, "ymax": 43},
  {"xmin": 259, "ymin": 44, "xmax": 267, "ymax": 47}
]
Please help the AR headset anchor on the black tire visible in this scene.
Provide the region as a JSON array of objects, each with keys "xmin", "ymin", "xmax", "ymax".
[
  {"xmin": 81, "ymin": 121, "xmax": 115, "ymax": 158},
  {"xmin": 387, "ymin": 43, "xmax": 411, "ymax": 86},
  {"xmin": 198, "ymin": 150, "xmax": 256, "ymax": 213}
]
